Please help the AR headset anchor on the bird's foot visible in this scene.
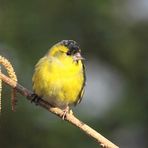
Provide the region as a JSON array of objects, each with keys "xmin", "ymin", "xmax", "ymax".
[
  {"xmin": 31, "ymin": 93, "xmax": 41, "ymax": 105},
  {"xmin": 61, "ymin": 106, "xmax": 70, "ymax": 120}
]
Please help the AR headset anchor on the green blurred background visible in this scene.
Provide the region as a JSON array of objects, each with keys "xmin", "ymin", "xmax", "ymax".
[{"xmin": 0, "ymin": 0, "xmax": 148, "ymax": 147}]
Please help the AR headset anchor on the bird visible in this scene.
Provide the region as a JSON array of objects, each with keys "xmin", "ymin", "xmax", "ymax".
[{"xmin": 32, "ymin": 40, "xmax": 86, "ymax": 119}]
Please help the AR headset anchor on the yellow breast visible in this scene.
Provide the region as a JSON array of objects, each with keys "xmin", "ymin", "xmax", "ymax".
[{"xmin": 32, "ymin": 55, "xmax": 84, "ymax": 108}]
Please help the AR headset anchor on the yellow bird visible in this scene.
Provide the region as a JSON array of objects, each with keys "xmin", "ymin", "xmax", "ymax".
[{"xmin": 32, "ymin": 40, "xmax": 86, "ymax": 117}]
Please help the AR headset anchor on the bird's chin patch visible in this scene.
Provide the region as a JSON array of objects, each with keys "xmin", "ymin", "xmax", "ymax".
[{"xmin": 73, "ymin": 59, "xmax": 79, "ymax": 64}]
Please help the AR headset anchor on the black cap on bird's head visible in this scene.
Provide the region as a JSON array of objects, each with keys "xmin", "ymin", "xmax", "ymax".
[{"xmin": 61, "ymin": 40, "xmax": 84, "ymax": 61}]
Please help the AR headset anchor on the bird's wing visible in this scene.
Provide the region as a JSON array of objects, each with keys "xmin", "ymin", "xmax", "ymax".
[{"xmin": 74, "ymin": 62, "xmax": 86, "ymax": 105}]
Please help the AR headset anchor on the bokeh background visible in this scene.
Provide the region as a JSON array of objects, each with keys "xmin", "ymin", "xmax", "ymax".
[{"xmin": 0, "ymin": 0, "xmax": 148, "ymax": 147}]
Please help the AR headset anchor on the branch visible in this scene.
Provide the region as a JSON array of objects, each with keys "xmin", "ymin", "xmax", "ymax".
[{"xmin": 0, "ymin": 73, "xmax": 119, "ymax": 148}]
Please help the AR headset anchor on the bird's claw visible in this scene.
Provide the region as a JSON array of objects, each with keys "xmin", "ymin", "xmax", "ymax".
[
  {"xmin": 31, "ymin": 93, "xmax": 41, "ymax": 105},
  {"xmin": 61, "ymin": 106, "xmax": 70, "ymax": 120}
]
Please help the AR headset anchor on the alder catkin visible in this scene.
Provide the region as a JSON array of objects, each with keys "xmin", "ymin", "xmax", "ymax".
[{"xmin": 0, "ymin": 55, "xmax": 17, "ymax": 111}]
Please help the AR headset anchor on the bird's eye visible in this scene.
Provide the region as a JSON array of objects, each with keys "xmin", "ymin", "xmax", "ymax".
[{"xmin": 66, "ymin": 51, "xmax": 71, "ymax": 55}]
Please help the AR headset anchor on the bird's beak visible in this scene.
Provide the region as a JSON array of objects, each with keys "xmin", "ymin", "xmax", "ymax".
[{"xmin": 73, "ymin": 52, "xmax": 84, "ymax": 61}]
